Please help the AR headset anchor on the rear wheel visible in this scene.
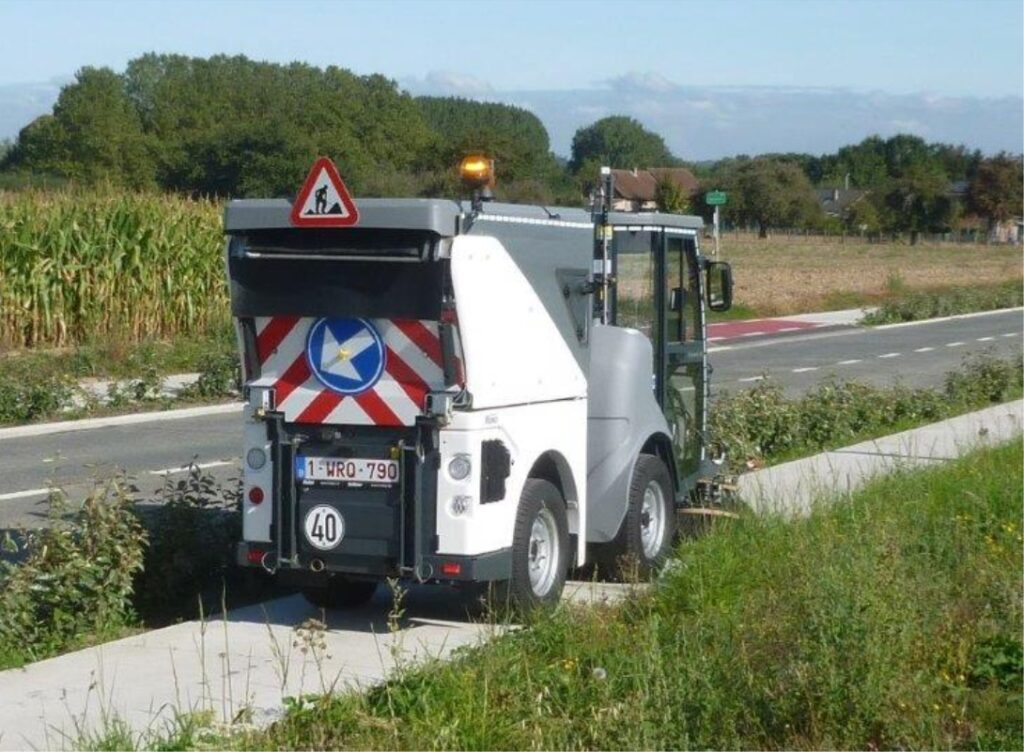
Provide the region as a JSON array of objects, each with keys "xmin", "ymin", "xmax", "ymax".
[
  {"xmin": 493, "ymin": 479, "xmax": 569, "ymax": 613},
  {"xmin": 603, "ymin": 454, "xmax": 676, "ymax": 579},
  {"xmin": 302, "ymin": 576, "xmax": 378, "ymax": 609}
]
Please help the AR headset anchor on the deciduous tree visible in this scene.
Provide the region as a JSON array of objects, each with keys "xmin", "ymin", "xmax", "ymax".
[
  {"xmin": 723, "ymin": 159, "xmax": 820, "ymax": 237},
  {"xmin": 569, "ymin": 116, "xmax": 676, "ymax": 174},
  {"xmin": 968, "ymin": 154, "xmax": 1024, "ymax": 235}
]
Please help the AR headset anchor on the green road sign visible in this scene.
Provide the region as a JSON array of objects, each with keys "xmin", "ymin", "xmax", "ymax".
[{"xmin": 706, "ymin": 190, "xmax": 727, "ymax": 206}]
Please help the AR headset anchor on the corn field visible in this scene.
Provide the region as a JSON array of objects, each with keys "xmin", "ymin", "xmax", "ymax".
[{"xmin": 0, "ymin": 190, "xmax": 228, "ymax": 349}]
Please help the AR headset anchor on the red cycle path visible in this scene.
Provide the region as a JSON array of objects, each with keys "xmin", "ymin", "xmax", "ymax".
[{"xmin": 707, "ymin": 318, "xmax": 818, "ymax": 342}]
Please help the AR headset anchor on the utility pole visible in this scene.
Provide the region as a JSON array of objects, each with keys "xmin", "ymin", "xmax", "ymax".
[{"xmin": 713, "ymin": 204, "xmax": 720, "ymax": 258}]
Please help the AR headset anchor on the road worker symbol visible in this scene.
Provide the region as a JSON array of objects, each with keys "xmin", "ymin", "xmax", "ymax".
[
  {"xmin": 313, "ymin": 184, "xmax": 329, "ymax": 214},
  {"xmin": 306, "ymin": 318, "xmax": 386, "ymax": 395}
]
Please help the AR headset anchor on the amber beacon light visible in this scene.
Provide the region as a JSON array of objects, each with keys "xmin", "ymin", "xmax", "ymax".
[{"xmin": 459, "ymin": 155, "xmax": 494, "ymax": 188}]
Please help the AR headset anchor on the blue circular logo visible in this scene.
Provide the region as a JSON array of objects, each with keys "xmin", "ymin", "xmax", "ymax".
[{"xmin": 306, "ymin": 318, "xmax": 386, "ymax": 395}]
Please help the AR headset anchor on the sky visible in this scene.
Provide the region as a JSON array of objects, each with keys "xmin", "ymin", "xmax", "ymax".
[{"xmin": 0, "ymin": 0, "xmax": 1021, "ymax": 158}]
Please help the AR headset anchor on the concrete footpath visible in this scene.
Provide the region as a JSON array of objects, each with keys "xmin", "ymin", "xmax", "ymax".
[
  {"xmin": 0, "ymin": 402, "xmax": 1021, "ymax": 750},
  {"xmin": 0, "ymin": 581, "xmax": 632, "ymax": 750},
  {"xmin": 738, "ymin": 399, "xmax": 1023, "ymax": 515}
]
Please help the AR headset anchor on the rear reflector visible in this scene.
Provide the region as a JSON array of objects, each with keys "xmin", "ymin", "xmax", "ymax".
[
  {"xmin": 440, "ymin": 562, "xmax": 462, "ymax": 576},
  {"xmin": 246, "ymin": 548, "xmax": 265, "ymax": 565},
  {"xmin": 248, "ymin": 486, "xmax": 265, "ymax": 505}
]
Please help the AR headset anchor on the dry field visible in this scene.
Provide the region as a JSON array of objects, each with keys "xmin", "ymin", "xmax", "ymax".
[{"xmin": 713, "ymin": 232, "xmax": 1022, "ymax": 315}]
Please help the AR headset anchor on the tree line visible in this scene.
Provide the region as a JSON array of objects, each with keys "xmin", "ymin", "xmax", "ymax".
[{"xmin": 2, "ymin": 54, "xmax": 1020, "ymax": 239}]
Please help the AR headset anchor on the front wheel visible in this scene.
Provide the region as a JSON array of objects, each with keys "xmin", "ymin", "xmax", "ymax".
[
  {"xmin": 603, "ymin": 454, "xmax": 677, "ymax": 579},
  {"xmin": 493, "ymin": 478, "xmax": 569, "ymax": 613}
]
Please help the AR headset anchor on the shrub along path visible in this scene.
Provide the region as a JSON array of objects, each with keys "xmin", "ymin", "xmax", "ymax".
[{"xmin": 0, "ymin": 402, "xmax": 1020, "ymax": 750}]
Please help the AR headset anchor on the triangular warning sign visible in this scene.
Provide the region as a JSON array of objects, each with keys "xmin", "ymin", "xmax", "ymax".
[{"xmin": 290, "ymin": 157, "xmax": 360, "ymax": 227}]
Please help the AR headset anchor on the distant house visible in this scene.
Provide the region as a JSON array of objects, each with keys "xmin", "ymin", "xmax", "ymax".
[
  {"xmin": 817, "ymin": 187, "xmax": 870, "ymax": 219},
  {"xmin": 610, "ymin": 167, "xmax": 700, "ymax": 212}
]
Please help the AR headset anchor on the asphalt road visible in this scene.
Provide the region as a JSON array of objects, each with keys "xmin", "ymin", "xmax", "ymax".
[
  {"xmin": 1, "ymin": 309, "xmax": 1020, "ymax": 529},
  {"xmin": 711, "ymin": 308, "xmax": 1022, "ymax": 394}
]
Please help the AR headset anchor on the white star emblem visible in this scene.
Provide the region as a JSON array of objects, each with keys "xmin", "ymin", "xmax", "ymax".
[{"xmin": 319, "ymin": 325, "xmax": 377, "ymax": 382}]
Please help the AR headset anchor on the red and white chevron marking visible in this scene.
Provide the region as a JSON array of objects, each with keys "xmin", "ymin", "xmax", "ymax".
[{"xmin": 249, "ymin": 316, "xmax": 450, "ymax": 427}]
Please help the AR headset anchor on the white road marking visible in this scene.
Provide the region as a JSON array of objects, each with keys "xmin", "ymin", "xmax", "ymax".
[
  {"xmin": 878, "ymin": 352, "xmax": 901, "ymax": 359},
  {"xmin": 946, "ymin": 341, "xmax": 964, "ymax": 347},
  {"xmin": 792, "ymin": 367, "xmax": 818, "ymax": 373},
  {"xmin": 777, "ymin": 327, "xmax": 800, "ymax": 333},
  {"xmin": 741, "ymin": 331, "xmax": 764, "ymax": 337},
  {"xmin": 837, "ymin": 359, "xmax": 861, "ymax": 365},
  {"xmin": 149, "ymin": 459, "xmax": 236, "ymax": 477},
  {"xmin": 914, "ymin": 347, "xmax": 935, "ymax": 353},
  {"xmin": 0, "ymin": 487, "xmax": 52, "ymax": 502},
  {"xmin": 738, "ymin": 376, "xmax": 765, "ymax": 383},
  {"xmin": 1003, "ymin": 332, "xmax": 1020, "ymax": 338},
  {"xmin": 977, "ymin": 337, "xmax": 994, "ymax": 342}
]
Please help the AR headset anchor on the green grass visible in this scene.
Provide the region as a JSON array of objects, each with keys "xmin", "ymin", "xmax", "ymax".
[
  {"xmin": 168, "ymin": 440, "xmax": 1020, "ymax": 751},
  {"xmin": 0, "ymin": 327, "xmax": 236, "ymax": 382},
  {"xmin": 707, "ymin": 302, "xmax": 759, "ymax": 322}
]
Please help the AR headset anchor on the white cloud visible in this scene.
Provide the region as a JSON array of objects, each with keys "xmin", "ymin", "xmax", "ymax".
[
  {"xmin": 603, "ymin": 71, "xmax": 679, "ymax": 93},
  {"xmin": 401, "ymin": 70, "xmax": 493, "ymax": 97},
  {"xmin": 888, "ymin": 119, "xmax": 931, "ymax": 136}
]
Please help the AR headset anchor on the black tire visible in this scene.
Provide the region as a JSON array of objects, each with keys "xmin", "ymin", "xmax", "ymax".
[
  {"xmin": 601, "ymin": 454, "xmax": 676, "ymax": 580},
  {"xmin": 492, "ymin": 479, "xmax": 570, "ymax": 614},
  {"xmin": 302, "ymin": 576, "xmax": 378, "ymax": 609}
]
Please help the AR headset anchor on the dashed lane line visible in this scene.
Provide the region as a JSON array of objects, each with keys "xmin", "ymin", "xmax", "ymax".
[
  {"xmin": 0, "ymin": 487, "xmax": 52, "ymax": 502},
  {"xmin": 977, "ymin": 337, "xmax": 994, "ymax": 342},
  {"xmin": 914, "ymin": 347, "xmax": 935, "ymax": 353},
  {"xmin": 792, "ymin": 367, "xmax": 818, "ymax": 373},
  {"xmin": 1002, "ymin": 332, "xmax": 1020, "ymax": 338},
  {"xmin": 837, "ymin": 359, "xmax": 861, "ymax": 365},
  {"xmin": 738, "ymin": 376, "xmax": 765, "ymax": 383},
  {"xmin": 878, "ymin": 352, "xmax": 901, "ymax": 359},
  {"xmin": 946, "ymin": 341, "xmax": 965, "ymax": 347},
  {"xmin": 149, "ymin": 459, "xmax": 236, "ymax": 477}
]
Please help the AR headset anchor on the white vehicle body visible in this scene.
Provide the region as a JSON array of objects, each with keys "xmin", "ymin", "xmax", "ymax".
[{"xmin": 225, "ymin": 188, "xmax": 730, "ymax": 605}]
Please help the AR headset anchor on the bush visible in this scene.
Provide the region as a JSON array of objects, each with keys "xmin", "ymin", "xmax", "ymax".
[
  {"xmin": 0, "ymin": 367, "xmax": 74, "ymax": 425},
  {"xmin": 711, "ymin": 353, "xmax": 1022, "ymax": 471},
  {"xmin": 863, "ymin": 281, "xmax": 1023, "ymax": 324},
  {"xmin": 180, "ymin": 351, "xmax": 240, "ymax": 400},
  {"xmin": 133, "ymin": 464, "xmax": 241, "ymax": 619},
  {"xmin": 0, "ymin": 479, "xmax": 146, "ymax": 666},
  {"xmin": 0, "ymin": 465, "xmax": 244, "ymax": 667}
]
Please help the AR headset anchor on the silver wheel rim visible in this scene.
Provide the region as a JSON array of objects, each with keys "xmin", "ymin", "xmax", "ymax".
[
  {"xmin": 640, "ymin": 480, "xmax": 667, "ymax": 559},
  {"xmin": 527, "ymin": 507, "xmax": 560, "ymax": 597}
]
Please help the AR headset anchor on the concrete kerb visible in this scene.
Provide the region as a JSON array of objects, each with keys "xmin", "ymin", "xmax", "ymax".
[{"xmin": 737, "ymin": 399, "xmax": 1024, "ymax": 517}]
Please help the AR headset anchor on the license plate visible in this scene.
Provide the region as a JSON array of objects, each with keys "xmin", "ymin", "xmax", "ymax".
[{"xmin": 295, "ymin": 456, "xmax": 399, "ymax": 485}]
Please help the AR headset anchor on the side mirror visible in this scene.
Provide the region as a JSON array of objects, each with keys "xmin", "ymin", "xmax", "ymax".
[
  {"xmin": 669, "ymin": 286, "xmax": 685, "ymax": 312},
  {"xmin": 705, "ymin": 261, "xmax": 733, "ymax": 312}
]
